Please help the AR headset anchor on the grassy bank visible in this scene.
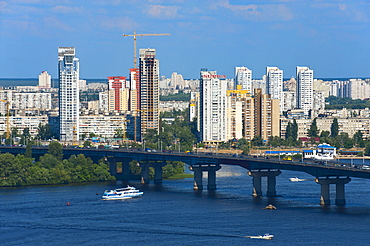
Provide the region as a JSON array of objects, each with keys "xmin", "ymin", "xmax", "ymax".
[{"xmin": 166, "ymin": 173, "xmax": 193, "ymax": 180}]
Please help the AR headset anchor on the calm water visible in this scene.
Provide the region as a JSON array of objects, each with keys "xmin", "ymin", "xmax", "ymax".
[{"xmin": 1, "ymin": 164, "xmax": 370, "ymax": 246}]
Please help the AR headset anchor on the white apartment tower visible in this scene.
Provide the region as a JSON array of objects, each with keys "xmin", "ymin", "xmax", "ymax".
[
  {"xmin": 234, "ymin": 67, "xmax": 252, "ymax": 93},
  {"xmin": 58, "ymin": 47, "xmax": 80, "ymax": 142},
  {"xmin": 296, "ymin": 66, "xmax": 313, "ymax": 115},
  {"xmin": 266, "ymin": 67, "xmax": 283, "ymax": 113},
  {"xmin": 200, "ymin": 70, "xmax": 227, "ymax": 142},
  {"xmin": 38, "ymin": 71, "xmax": 51, "ymax": 89},
  {"xmin": 139, "ymin": 48, "xmax": 159, "ymax": 140}
]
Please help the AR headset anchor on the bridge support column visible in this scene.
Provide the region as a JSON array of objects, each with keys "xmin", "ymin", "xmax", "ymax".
[
  {"xmin": 189, "ymin": 164, "xmax": 221, "ymax": 190},
  {"xmin": 122, "ymin": 159, "xmax": 130, "ymax": 176},
  {"xmin": 315, "ymin": 177, "xmax": 351, "ymax": 206},
  {"xmin": 252, "ymin": 176, "xmax": 262, "ymax": 197},
  {"xmin": 193, "ymin": 168, "xmax": 203, "ymax": 190},
  {"xmin": 108, "ymin": 158, "xmax": 117, "ymax": 176},
  {"xmin": 267, "ymin": 175, "xmax": 278, "ymax": 197},
  {"xmin": 248, "ymin": 170, "xmax": 282, "ymax": 197},
  {"xmin": 154, "ymin": 164, "xmax": 164, "ymax": 185},
  {"xmin": 141, "ymin": 164, "xmax": 150, "ymax": 184},
  {"xmin": 207, "ymin": 168, "xmax": 217, "ymax": 190}
]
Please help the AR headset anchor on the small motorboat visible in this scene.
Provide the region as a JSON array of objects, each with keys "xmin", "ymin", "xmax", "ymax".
[
  {"xmin": 263, "ymin": 204, "xmax": 276, "ymax": 210},
  {"xmin": 289, "ymin": 177, "xmax": 307, "ymax": 182},
  {"xmin": 247, "ymin": 233, "xmax": 274, "ymax": 240}
]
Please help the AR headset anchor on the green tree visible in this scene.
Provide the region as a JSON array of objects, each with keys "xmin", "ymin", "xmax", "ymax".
[
  {"xmin": 37, "ymin": 123, "xmax": 54, "ymax": 140},
  {"xmin": 48, "ymin": 141, "xmax": 63, "ymax": 160},
  {"xmin": 353, "ymin": 130, "xmax": 364, "ymax": 147},
  {"xmin": 251, "ymin": 135, "xmax": 263, "ymax": 146},
  {"xmin": 308, "ymin": 118, "xmax": 319, "ymax": 137},
  {"xmin": 285, "ymin": 122, "xmax": 292, "ymax": 140},
  {"xmin": 83, "ymin": 140, "xmax": 92, "ymax": 148},
  {"xmin": 365, "ymin": 142, "xmax": 370, "ymax": 156},
  {"xmin": 22, "ymin": 127, "xmax": 31, "ymax": 145},
  {"xmin": 330, "ymin": 118, "xmax": 339, "ymax": 137},
  {"xmin": 25, "ymin": 142, "xmax": 32, "ymax": 158},
  {"xmin": 320, "ymin": 130, "xmax": 330, "ymax": 138},
  {"xmin": 292, "ymin": 119, "xmax": 298, "ymax": 141},
  {"xmin": 11, "ymin": 127, "xmax": 19, "ymax": 138}
]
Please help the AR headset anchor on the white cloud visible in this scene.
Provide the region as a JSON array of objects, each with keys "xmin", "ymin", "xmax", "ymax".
[
  {"xmin": 144, "ymin": 4, "xmax": 181, "ymax": 19},
  {"xmin": 338, "ymin": 4, "xmax": 347, "ymax": 11},
  {"xmin": 0, "ymin": 1, "xmax": 8, "ymax": 11},
  {"xmin": 148, "ymin": 0, "xmax": 184, "ymax": 3},
  {"xmin": 311, "ymin": 2, "xmax": 369, "ymax": 23},
  {"xmin": 52, "ymin": 5, "xmax": 82, "ymax": 14},
  {"xmin": 44, "ymin": 16, "xmax": 73, "ymax": 31},
  {"xmin": 213, "ymin": 0, "xmax": 294, "ymax": 22},
  {"xmin": 98, "ymin": 16, "xmax": 137, "ymax": 31},
  {"xmin": 3, "ymin": 19, "xmax": 37, "ymax": 31}
]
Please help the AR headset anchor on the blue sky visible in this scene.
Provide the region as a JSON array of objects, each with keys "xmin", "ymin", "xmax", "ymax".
[{"xmin": 1, "ymin": 0, "xmax": 369, "ymax": 80}]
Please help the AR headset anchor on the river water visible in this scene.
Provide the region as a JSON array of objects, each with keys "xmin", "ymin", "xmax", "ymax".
[{"xmin": 1, "ymin": 163, "xmax": 370, "ymax": 246}]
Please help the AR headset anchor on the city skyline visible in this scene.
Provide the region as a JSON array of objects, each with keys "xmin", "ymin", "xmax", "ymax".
[{"xmin": 1, "ymin": 1, "xmax": 370, "ymax": 79}]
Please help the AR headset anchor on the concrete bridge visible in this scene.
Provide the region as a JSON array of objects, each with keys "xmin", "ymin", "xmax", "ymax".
[{"xmin": 1, "ymin": 146, "xmax": 370, "ymax": 206}]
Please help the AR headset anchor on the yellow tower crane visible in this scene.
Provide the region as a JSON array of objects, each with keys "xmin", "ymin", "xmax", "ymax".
[
  {"xmin": 122, "ymin": 30, "xmax": 171, "ymax": 68},
  {"xmin": 0, "ymin": 100, "xmax": 10, "ymax": 139}
]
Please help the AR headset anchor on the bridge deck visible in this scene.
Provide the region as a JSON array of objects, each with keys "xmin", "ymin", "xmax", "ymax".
[{"xmin": 1, "ymin": 146, "xmax": 370, "ymax": 179}]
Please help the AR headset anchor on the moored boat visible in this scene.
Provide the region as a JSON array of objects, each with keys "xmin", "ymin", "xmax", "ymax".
[{"xmin": 102, "ymin": 186, "xmax": 143, "ymax": 200}]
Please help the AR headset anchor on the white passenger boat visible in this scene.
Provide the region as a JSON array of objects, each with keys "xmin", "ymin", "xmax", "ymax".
[
  {"xmin": 102, "ymin": 186, "xmax": 143, "ymax": 200},
  {"xmin": 247, "ymin": 233, "xmax": 274, "ymax": 240},
  {"xmin": 289, "ymin": 177, "xmax": 307, "ymax": 182}
]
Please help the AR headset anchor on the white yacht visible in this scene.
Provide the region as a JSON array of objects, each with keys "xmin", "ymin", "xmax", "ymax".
[
  {"xmin": 247, "ymin": 233, "xmax": 274, "ymax": 240},
  {"xmin": 289, "ymin": 177, "xmax": 307, "ymax": 182},
  {"xmin": 102, "ymin": 186, "xmax": 143, "ymax": 200}
]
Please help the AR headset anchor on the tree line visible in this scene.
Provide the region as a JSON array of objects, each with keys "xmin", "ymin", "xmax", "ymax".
[{"xmin": 0, "ymin": 142, "xmax": 114, "ymax": 187}]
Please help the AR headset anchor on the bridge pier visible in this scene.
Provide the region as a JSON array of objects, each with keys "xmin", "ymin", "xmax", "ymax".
[
  {"xmin": 122, "ymin": 159, "xmax": 131, "ymax": 176},
  {"xmin": 189, "ymin": 164, "xmax": 221, "ymax": 190},
  {"xmin": 140, "ymin": 161, "xmax": 167, "ymax": 185},
  {"xmin": 315, "ymin": 177, "xmax": 351, "ymax": 206},
  {"xmin": 248, "ymin": 170, "xmax": 282, "ymax": 197},
  {"xmin": 108, "ymin": 158, "xmax": 118, "ymax": 176},
  {"xmin": 154, "ymin": 162, "xmax": 166, "ymax": 185}
]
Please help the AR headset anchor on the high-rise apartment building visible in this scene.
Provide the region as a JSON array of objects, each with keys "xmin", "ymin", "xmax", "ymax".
[
  {"xmin": 107, "ymin": 76, "xmax": 129, "ymax": 112},
  {"xmin": 129, "ymin": 68, "xmax": 139, "ymax": 112},
  {"xmin": 139, "ymin": 48, "xmax": 159, "ymax": 140},
  {"xmin": 266, "ymin": 66, "xmax": 283, "ymax": 113},
  {"xmin": 38, "ymin": 71, "xmax": 51, "ymax": 89},
  {"xmin": 234, "ymin": 67, "xmax": 252, "ymax": 93},
  {"xmin": 58, "ymin": 47, "xmax": 80, "ymax": 142},
  {"xmin": 296, "ymin": 66, "xmax": 313, "ymax": 115},
  {"xmin": 253, "ymin": 89, "xmax": 280, "ymax": 141},
  {"xmin": 226, "ymin": 85, "xmax": 250, "ymax": 140},
  {"xmin": 199, "ymin": 70, "xmax": 227, "ymax": 142},
  {"xmin": 348, "ymin": 79, "xmax": 370, "ymax": 100}
]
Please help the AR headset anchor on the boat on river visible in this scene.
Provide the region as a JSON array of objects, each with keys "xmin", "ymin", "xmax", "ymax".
[
  {"xmin": 289, "ymin": 177, "xmax": 307, "ymax": 182},
  {"xmin": 263, "ymin": 204, "xmax": 276, "ymax": 209},
  {"xmin": 102, "ymin": 186, "xmax": 143, "ymax": 200},
  {"xmin": 246, "ymin": 233, "xmax": 274, "ymax": 240}
]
